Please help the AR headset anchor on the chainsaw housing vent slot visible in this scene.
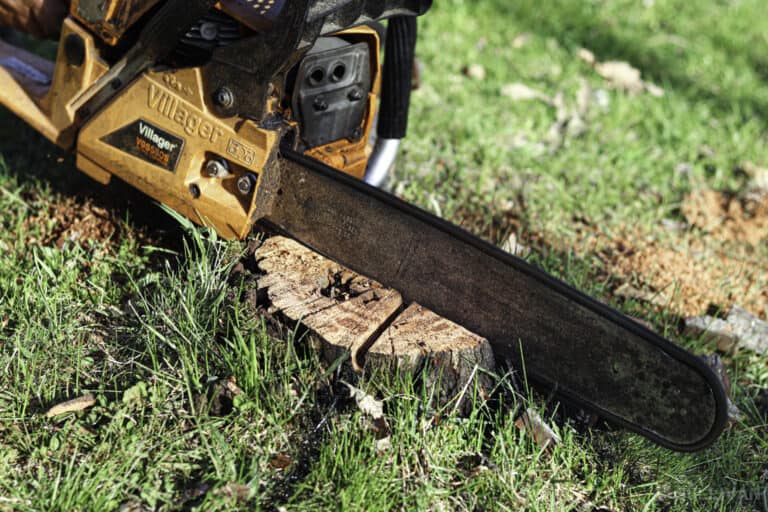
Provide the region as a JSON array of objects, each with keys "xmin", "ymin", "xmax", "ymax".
[{"xmin": 292, "ymin": 37, "xmax": 371, "ymax": 149}]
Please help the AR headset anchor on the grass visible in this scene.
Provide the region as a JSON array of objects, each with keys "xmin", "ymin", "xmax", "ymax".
[{"xmin": 1, "ymin": 0, "xmax": 768, "ymax": 510}]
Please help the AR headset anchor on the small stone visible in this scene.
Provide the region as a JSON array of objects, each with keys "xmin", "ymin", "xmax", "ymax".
[{"xmin": 684, "ymin": 305, "xmax": 768, "ymax": 355}]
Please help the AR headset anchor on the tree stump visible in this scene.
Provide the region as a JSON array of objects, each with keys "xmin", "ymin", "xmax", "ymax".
[
  {"xmin": 255, "ymin": 236, "xmax": 496, "ymax": 408},
  {"xmin": 367, "ymin": 303, "xmax": 495, "ymax": 412}
]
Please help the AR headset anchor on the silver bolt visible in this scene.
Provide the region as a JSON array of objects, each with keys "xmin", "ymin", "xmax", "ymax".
[
  {"xmin": 236, "ymin": 174, "xmax": 256, "ymax": 196},
  {"xmin": 313, "ymin": 96, "xmax": 328, "ymax": 112},
  {"xmin": 348, "ymin": 88, "xmax": 363, "ymax": 101},
  {"xmin": 214, "ymin": 87, "xmax": 235, "ymax": 108},
  {"xmin": 205, "ymin": 159, "xmax": 229, "ymax": 178},
  {"xmin": 199, "ymin": 22, "xmax": 219, "ymax": 41}
]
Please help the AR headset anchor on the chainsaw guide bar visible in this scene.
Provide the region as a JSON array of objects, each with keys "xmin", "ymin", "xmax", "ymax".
[{"xmin": 259, "ymin": 150, "xmax": 728, "ymax": 452}]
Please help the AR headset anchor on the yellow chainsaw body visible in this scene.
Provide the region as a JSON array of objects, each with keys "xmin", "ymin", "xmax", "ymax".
[{"xmin": 0, "ymin": 1, "xmax": 381, "ymax": 238}]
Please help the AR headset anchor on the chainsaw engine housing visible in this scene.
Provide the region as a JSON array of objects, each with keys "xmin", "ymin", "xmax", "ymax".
[{"xmin": 0, "ymin": 0, "xmax": 428, "ymax": 237}]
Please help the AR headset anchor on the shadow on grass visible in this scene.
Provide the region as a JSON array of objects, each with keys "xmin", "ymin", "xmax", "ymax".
[{"xmin": 499, "ymin": 1, "xmax": 768, "ymax": 121}]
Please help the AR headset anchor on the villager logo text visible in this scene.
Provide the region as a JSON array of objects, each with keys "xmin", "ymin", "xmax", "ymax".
[{"xmin": 102, "ymin": 119, "xmax": 185, "ymax": 171}]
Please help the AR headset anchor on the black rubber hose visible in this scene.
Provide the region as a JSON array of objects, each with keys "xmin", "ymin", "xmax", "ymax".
[{"xmin": 377, "ymin": 15, "xmax": 418, "ymax": 140}]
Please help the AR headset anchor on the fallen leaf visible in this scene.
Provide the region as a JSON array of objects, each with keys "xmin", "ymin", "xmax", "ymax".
[
  {"xmin": 213, "ymin": 483, "xmax": 251, "ymax": 502},
  {"xmin": 644, "ymin": 81, "xmax": 665, "ymax": 97},
  {"xmin": 45, "ymin": 393, "xmax": 96, "ymax": 418},
  {"xmin": 269, "ymin": 453, "xmax": 293, "ymax": 471},
  {"xmin": 577, "ymin": 48, "xmax": 596, "ymax": 66},
  {"xmin": 501, "ymin": 233, "xmax": 530, "ymax": 258},
  {"xmin": 342, "ymin": 381, "xmax": 392, "ymax": 442},
  {"xmin": 512, "ymin": 33, "xmax": 530, "ymax": 49},
  {"xmin": 463, "ymin": 63, "xmax": 486, "ymax": 81},
  {"xmin": 224, "ymin": 376, "xmax": 243, "ymax": 397},
  {"xmin": 500, "ymin": 82, "xmax": 551, "ymax": 103},
  {"xmin": 343, "ymin": 381, "xmax": 384, "ymax": 419},
  {"xmin": 684, "ymin": 305, "xmax": 768, "ymax": 355},
  {"xmin": 742, "ymin": 161, "xmax": 768, "ymax": 192},
  {"xmin": 595, "ymin": 60, "xmax": 644, "ymax": 94},
  {"xmin": 515, "ymin": 408, "xmax": 561, "ymax": 452}
]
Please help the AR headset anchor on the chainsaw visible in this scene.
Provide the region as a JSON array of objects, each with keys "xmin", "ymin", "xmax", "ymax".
[{"xmin": 0, "ymin": 0, "xmax": 727, "ymax": 451}]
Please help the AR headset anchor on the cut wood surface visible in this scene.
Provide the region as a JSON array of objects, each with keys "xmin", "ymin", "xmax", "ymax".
[
  {"xmin": 256, "ymin": 236, "xmax": 403, "ymax": 370},
  {"xmin": 255, "ymin": 236, "xmax": 496, "ymax": 405}
]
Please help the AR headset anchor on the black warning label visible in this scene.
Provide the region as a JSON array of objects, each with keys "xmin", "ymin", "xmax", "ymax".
[{"xmin": 101, "ymin": 119, "xmax": 184, "ymax": 171}]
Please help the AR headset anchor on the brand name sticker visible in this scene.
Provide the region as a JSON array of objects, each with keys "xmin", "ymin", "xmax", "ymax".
[{"xmin": 102, "ymin": 119, "xmax": 185, "ymax": 171}]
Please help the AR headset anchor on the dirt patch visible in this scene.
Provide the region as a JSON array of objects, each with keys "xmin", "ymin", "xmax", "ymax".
[
  {"xmin": 21, "ymin": 194, "xmax": 124, "ymax": 248},
  {"xmin": 572, "ymin": 220, "xmax": 768, "ymax": 320},
  {"xmin": 10, "ymin": 169, "xmax": 189, "ymax": 253},
  {"xmin": 681, "ymin": 189, "xmax": 768, "ymax": 247}
]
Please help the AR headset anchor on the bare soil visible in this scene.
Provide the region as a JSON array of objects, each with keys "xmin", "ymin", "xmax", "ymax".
[
  {"xmin": 681, "ymin": 188, "xmax": 768, "ymax": 247},
  {"xmin": 571, "ymin": 190, "xmax": 768, "ymax": 319},
  {"xmin": 24, "ymin": 195, "xmax": 123, "ymax": 247}
]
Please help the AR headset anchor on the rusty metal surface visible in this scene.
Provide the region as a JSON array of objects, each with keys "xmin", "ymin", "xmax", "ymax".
[{"xmin": 260, "ymin": 150, "xmax": 728, "ymax": 451}]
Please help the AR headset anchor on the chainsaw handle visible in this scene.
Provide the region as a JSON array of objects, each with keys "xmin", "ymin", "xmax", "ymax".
[{"xmin": 377, "ymin": 15, "xmax": 418, "ymax": 140}]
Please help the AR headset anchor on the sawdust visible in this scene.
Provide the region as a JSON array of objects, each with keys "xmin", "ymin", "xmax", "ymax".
[
  {"xmin": 681, "ymin": 189, "xmax": 768, "ymax": 247},
  {"xmin": 573, "ymin": 221, "xmax": 768, "ymax": 320}
]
